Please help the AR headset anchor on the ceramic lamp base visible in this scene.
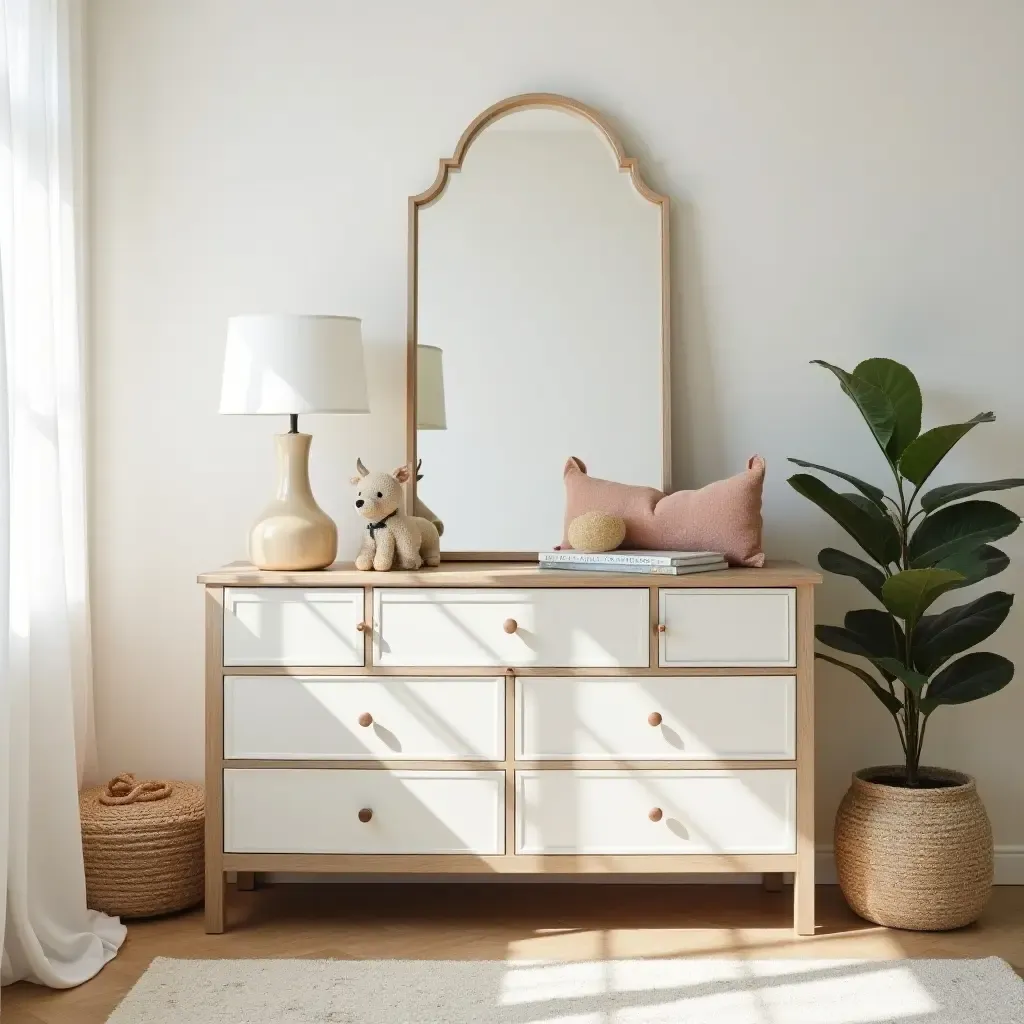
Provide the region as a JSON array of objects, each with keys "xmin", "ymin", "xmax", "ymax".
[{"xmin": 249, "ymin": 432, "xmax": 337, "ymax": 571}]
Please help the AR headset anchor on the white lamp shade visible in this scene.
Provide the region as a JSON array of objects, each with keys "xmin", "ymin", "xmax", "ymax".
[
  {"xmin": 417, "ymin": 344, "xmax": 446, "ymax": 430},
  {"xmin": 219, "ymin": 314, "xmax": 369, "ymax": 415}
]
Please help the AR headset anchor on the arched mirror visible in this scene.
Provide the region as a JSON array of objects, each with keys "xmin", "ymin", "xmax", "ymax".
[{"xmin": 408, "ymin": 94, "xmax": 669, "ymax": 556}]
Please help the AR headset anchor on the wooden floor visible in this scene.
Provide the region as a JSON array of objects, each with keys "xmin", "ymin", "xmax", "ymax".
[{"xmin": 4, "ymin": 883, "xmax": 1023, "ymax": 1023}]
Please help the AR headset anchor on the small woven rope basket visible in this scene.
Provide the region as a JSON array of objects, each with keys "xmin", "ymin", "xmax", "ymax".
[
  {"xmin": 79, "ymin": 773, "xmax": 204, "ymax": 919},
  {"xmin": 835, "ymin": 765, "xmax": 993, "ymax": 931}
]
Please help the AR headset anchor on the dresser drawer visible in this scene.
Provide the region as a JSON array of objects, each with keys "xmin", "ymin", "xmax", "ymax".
[
  {"xmin": 516, "ymin": 769, "xmax": 795, "ymax": 854},
  {"xmin": 224, "ymin": 676, "xmax": 504, "ymax": 760},
  {"xmin": 516, "ymin": 676, "xmax": 795, "ymax": 761},
  {"xmin": 223, "ymin": 588, "xmax": 365, "ymax": 667},
  {"xmin": 223, "ymin": 769, "xmax": 504, "ymax": 854},
  {"xmin": 658, "ymin": 589, "xmax": 796, "ymax": 667},
  {"xmin": 373, "ymin": 588, "xmax": 649, "ymax": 668}
]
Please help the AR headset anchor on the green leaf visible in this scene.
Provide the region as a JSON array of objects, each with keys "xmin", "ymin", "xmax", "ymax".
[
  {"xmin": 842, "ymin": 492, "xmax": 895, "ymax": 524},
  {"xmin": 787, "ymin": 458, "xmax": 887, "ymax": 510},
  {"xmin": 872, "ymin": 658, "xmax": 929, "ymax": 696},
  {"xmin": 853, "ymin": 358, "xmax": 922, "ymax": 460},
  {"xmin": 881, "ymin": 568, "xmax": 965, "ymax": 629},
  {"xmin": 818, "ymin": 547, "xmax": 886, "ymax": 600},
  {"xmin": 908, "ymin": 500, "xmax": 1020, "ymax": 568},
  {"xmin": 920, "ymin": 478, "xmax": 1024, "ymax": 513},
  {"xmin": 816, "ymin": 624, "xmax": 876, "ymax": 659},
  {"xmin": 845, "ymin": 608, "xmax": 905, "ymax": 662},
  {"xmin": 815, "ymin": 652, "xmax": 904, "ymax": 716},
  {"xmin": 921, "ymin": 652, "xmax": 1015, "ymax": 713},
  {"xmin": 789, "ymin": 474, "xmax": 901, "ymax": 565},
  {"xmin": 811, "ymin": 361, "xmax": 896, "ymax": 452},
  {"xmin": 897, "ymin": 412, "xmax": 995, "ymax": 487},
  {"xmin": 914, "ymin": 592, "xmax": 1014, "ymax": 675},
  {"xmin": 841, "ymin": 494, "xmax": 903, "ymax": 560},
  {"xmin": 817, "ymin": 616, "xmax": 913, "ymax": 687},
  {"xmin": 938, "ymin": 544, "xmax": 1010, "ymax": 589}
]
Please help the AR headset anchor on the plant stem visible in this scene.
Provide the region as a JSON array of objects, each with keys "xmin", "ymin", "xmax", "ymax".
[
  {"xmin": 883, "ymin": 654, "xmax": 909, "ymax": 755},
  {"xmin": 905, "ymin": 692, "xmax": 921, "ymax": 786},
  {"xmin": 893, "ymin": 713, "xmax": 908, "ymax": 758},
  {"xmin": 908, "ymin": 481, "xmax": 924, "ymax": 511},
  {"xmin": 916, "ymin": 714, "xmax": 929, "ymax": 766},
  {"xmin": 895, "ymin": 476, "xmax": 911, "ymax": 569},
  {"xmin": 892, "ymin": 465, "xmax": 921, "ymax": 784}
]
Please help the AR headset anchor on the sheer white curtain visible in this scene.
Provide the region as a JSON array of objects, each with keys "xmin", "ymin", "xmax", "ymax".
[{"xmin": 0, "ymin": 0, "xmax": 125, "ymax": 989}]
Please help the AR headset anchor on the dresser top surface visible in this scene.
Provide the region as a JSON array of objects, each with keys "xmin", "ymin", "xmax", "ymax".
[{"xmin": 197, "ymin": 559, "xmax": 821, "ymax": 588}]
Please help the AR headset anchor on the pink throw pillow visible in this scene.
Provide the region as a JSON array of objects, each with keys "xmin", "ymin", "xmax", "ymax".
[{"xmin": 560, "ymin": 456, "xmax": 766, "ymax": 567}]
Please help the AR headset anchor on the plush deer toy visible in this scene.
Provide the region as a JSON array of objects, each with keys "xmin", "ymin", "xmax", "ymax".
[{"xmin": 351, "ymin": 459, "xmax": 441, "ymax": 571}]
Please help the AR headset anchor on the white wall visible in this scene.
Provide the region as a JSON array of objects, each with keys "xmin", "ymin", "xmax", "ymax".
[{"xmin": 88, "ymin": 0, "xmax": 1024, "ymax": 851}]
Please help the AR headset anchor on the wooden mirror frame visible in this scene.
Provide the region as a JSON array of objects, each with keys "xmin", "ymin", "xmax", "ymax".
[{"xmin": 406, "ymin": 92, "xmax": 671, "ymax": 559}]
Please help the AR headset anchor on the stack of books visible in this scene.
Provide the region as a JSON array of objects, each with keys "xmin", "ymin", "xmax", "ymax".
[{"xmin": 538, "ymin": 550, "xmax": 728, "ymax": 576}]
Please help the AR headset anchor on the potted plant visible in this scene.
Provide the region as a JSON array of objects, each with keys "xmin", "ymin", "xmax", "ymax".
[{"xmin": 789, "ymin": 358, "xmax": 1021, "ymax": 930}]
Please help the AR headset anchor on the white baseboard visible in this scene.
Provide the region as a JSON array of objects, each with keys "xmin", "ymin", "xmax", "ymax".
[
  {"xmin": 816, "ymin": 845, "xmax": 1024, "ymax": 885},
  {"xmin": 239, "ymin": 847, "xmax": 1024, "ymax": 887}
]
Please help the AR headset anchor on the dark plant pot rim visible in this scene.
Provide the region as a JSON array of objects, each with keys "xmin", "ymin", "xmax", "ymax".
[{"xmin": 852, "ymin": 764, "xmax": 977, "ymax": 799}]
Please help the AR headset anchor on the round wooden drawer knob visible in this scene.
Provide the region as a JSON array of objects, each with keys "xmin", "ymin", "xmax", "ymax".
[
  {"xmin": 648, "ymin": 712, "xmax": 663, "ymax": 727},
  {"xmin": 649, "ymin": 807, "xmax": 663, "ymax": 823},
  {"xmin": 655, "ymin": 624, "xmax": 667, "ymax": 634},
  {"xmin": 356, "ymin": 621, "xmax": 370, "ymax": 633},
  {"xmin": 503, "ymin": 618, "xmax": 519, "ymax": 634},
  {"xmin": 358, "ymin": 808, "xmax": 373, "ymax": 823},
  {"xmin": 357, "ymin": 712, "xmax": 373, "ymax": 728}
]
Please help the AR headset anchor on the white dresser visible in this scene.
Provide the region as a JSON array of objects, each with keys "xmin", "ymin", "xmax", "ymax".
[{"xmin": 199, "ymin": 560, "xmax": 819, "ymax": 933}]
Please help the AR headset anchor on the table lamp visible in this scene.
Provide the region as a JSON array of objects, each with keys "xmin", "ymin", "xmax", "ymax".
[{"xmin": 219, "ymin": 314, "xmax": 369, "ymax": 570}]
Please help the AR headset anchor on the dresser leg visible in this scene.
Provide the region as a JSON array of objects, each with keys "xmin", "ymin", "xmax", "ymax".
[
  {"xmin": 793, "ymin": 582, "xmax": 816, "ymax": 936},
  {"xmin": 204, "ymin": 586, "xmax": 227, "ymax": 935},
  {"xmin": 236, "ymin": 871, "xmax": 256, "ymax": 891},
  {"xmin": 762, "ymin": 872, "xmax": 783, "ymax": 893},
  {"xmin": 205, "ymin": 870, "xmax": 226, "ymax": 934},
  {"xmin": 794, "ymin": 867, "xmax": 815, "ymax": 935}
]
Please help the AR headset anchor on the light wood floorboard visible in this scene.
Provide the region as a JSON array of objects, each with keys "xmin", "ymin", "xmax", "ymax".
[{"xmin": 3, "ymin": 883, "xmax": 1022, "ymax": 1023}]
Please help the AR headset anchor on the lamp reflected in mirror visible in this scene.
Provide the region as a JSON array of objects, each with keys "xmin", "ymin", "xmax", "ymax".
[
  {"xmin": 417, "ymin": 344, "xmax": 446, "ymax": 430},
  {"xmin": 415, "ymin": 344, "xmax": 446, "ymax": 540}
]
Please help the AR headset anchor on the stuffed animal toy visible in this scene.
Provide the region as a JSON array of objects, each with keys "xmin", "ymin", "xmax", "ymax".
[{"xmin": 351, "ymin": 458, "xmax": 441, "ymax": 571}]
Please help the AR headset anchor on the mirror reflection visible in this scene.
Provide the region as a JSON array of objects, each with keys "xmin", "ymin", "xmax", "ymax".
[{"xmin": 415, "ymin": 104, "xmax": 666, "ymax": 552}]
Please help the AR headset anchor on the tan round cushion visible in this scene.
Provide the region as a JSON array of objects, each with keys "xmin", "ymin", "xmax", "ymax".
[
  {"xmin": 567, "ymin": 510, "xmax": 626, "ymax": 552},
  {"xmin": 79, "ymin": 773, "xmax": 204, "ymax": 919}
]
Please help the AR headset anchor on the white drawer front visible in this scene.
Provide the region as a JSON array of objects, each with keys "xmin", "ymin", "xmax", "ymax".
[
  {"xmin": 659, "ymin": 589, "xmax": 796, "ymax": 667},
  {"xmin": 516, "ymin": 676, "xmax": 795, "ymax": 761},
  {"xmin": 373, "ymin": 588, "xmax": 649, "ymax": 668},
  {"xmin": 224, "ymin": 676, "xmax": 504, "ymax": 760},
  {"xmin": 224, "ymin": 769, "xmax": 504, "ymax": 854},
  {"xmin": 516, "ymin": 769, "xmax": 795, "ymax": 854},
  {"xmin": 223, "ymin": 588, "xmax": 364, "ymax": 667}
]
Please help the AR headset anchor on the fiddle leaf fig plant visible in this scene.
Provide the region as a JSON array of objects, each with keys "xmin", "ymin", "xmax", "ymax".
[{"xmin": 789, "ymin": 358, "xmax": 1021, "ymax": 786}]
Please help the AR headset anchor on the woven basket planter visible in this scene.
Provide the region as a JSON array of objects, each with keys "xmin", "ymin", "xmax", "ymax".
[
  {"xmin": 835, "ymin": 765, "xmax": 993, "ymax": 931},
  {"xmin": 80, "ymin": 773, "xmax": 204, "ymax": 919}
]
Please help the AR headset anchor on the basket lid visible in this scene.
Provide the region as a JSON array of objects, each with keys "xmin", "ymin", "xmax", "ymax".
[{"xmin": 80, "ymin": 773, "xmax": 204, "ymax": 833}]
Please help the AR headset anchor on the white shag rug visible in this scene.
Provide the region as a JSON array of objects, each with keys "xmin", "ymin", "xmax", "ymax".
[{"xmin": 106, "ymin": 956, "xmax": 1024, "ymax": 1024}]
